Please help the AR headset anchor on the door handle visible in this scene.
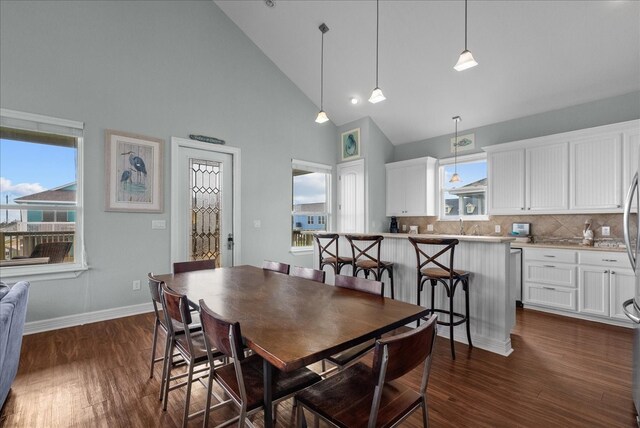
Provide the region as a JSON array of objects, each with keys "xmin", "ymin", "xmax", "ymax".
[
  {"xmin": 622, "ymin": 298, "xmax": 640, "ymax": 324},
  {"xmin": 227, "ymin": 233, "xmax": 234, "ymax": 250},
  {"xmin": 623, "ymin": 172, "xmax": 637, "ymax": 271}
]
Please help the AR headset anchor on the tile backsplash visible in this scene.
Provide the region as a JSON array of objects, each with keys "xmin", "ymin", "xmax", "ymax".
[{"xmin": 396, "ymin": 213, "xmax": 637, "ymax": 244}]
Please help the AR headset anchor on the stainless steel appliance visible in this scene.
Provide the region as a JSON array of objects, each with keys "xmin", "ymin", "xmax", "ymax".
[{"xmin": 622, "ymin": 151, "xmax": 640, "ymax": 427}]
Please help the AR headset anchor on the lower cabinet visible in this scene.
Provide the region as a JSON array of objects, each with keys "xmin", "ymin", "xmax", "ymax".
[{"xmin": 523, "ymin": 247, "xmax": 634, "ymax": 325}]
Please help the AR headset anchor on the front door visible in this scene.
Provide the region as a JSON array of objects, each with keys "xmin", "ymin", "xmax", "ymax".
[{"xmin": 171, "ymin": 138, "xmax": 236, "ymax": 267}]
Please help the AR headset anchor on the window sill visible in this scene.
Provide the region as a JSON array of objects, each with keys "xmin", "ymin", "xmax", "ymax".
[
  {"xmin": 0, "ymin": 263, "xmax": 89, "ymax": 283},
  {"xmin": 290, "ymin": 247, "xmax": 313, "ymax": 256}
]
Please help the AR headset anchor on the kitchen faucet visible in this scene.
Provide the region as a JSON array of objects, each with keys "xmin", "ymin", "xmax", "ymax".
[{"xmin": 459, "ymin": 218, "xmax": 465, "ymax": 235}]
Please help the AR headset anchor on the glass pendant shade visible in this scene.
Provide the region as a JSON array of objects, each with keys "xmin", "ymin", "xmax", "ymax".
[
  {"xmin": 450, "ymin": 172, "xmax": 461, "ymax": 183},
  {"xmin": 315, "ymin": 110, "xmax": 329, "ymax": 124},
  {"xmin": 368, "ymin": 87, "xmax": 386, "ymax": 104},
  {"xmin": 454, "ymin": 49, "xmax": 478, "ymax": 71}
]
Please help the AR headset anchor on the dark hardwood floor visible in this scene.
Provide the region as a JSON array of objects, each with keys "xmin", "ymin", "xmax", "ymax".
[{"xmin": 0, "ymin": 308, "xmax": 636, "ymax": 427}]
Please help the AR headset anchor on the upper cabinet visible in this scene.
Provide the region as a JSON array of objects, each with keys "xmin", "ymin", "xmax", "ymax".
[
  {"xmin": 386, "ymin": 157, "xmax": 437, "ymax": 217},
  {"xmin": 485, "ymin": 119, "xmax": 639, "ymax": 215}
]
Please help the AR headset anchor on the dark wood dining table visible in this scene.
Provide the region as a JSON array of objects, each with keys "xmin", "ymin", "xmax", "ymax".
[{"xmin": 156, "ymin": 265, "xmax": 429, "ymax": 428}]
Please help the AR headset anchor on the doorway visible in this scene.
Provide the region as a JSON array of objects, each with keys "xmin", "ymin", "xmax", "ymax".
[
  {"xmin": 337, "ymin": 159, "xmax": 365, "ymax": 233},
  {"xmin": 171, "ymin": 137, "xmax": 241, "ymax": 267}
]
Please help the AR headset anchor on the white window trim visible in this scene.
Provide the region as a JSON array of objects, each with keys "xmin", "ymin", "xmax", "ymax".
[
  {"xmin": 291, "ymin": 159, "xmax": 332, "ymax": 253},
  {"xmin": 438, "ymin": 152, "xmax": 489, "ymax": 221},
  {"xmin": 0, "ymin": 109, "xmax": 87, "ymax": 281}
]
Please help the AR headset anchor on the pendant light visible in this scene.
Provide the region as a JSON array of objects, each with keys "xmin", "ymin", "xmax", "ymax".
[
  {"xmin": 368, "ymin": 0, "xmax": 386, "ymax": 104},
  {"xmin": 454, "ymin": 0, "xmax": 478, "ymax": 71},
  {"xmin": 450, "ymin": 116, "xmax": 462, "ymax": 183},
  {"xmin": 315, "ymin": 23, "xmax": 330, "ymax": 124}
]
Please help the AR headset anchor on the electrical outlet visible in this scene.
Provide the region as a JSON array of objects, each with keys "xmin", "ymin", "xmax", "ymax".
[
  {"xmin": 495, "ymin": 225, "xmax": 501, "ymax": 233},
  {"xmin": 427, "ymin": 224, "xmax": 434, "ymax": 232},
  {"xmin": 151, "ymin": 220, "xmax": 166, "ymax": 229},
  {"xmin": 253, "ymin": 220, "xmax": 261, "ymax": 229},
  {"xmin": 402, "ymin": 224, "xmax": 407, "ymax": 232},
  {"xmin": 601, "ymin": 226, "xmax": 610, "ymax": 236},
  {"xmin": 132, "ymin": 280, "xmax": 141, "ymax": 291}
]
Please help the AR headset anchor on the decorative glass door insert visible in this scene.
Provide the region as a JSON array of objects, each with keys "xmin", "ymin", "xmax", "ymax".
[{"xmin": 190, "ymin": 158, "xmax": 221, "ymax": 266}]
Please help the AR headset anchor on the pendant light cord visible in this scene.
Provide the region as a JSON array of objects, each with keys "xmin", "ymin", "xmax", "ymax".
[
  {"xmin": 320, "ymin": 30, "xmax": 324, "ymax": 109},
  {"xmin": 464, "ymin": 0, "xmax": 468, "ymax": 51},
  {"xmin": 375, "ymin": 0, "xmax": 379, "ymax": 87},
  {"xmin": 454, "ymin": 119, "xmax": 458, "ymax": 174}
]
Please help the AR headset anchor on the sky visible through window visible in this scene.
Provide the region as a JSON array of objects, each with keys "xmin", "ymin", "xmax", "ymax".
[
  {"xmin": 443, "ymin": 161, "xmax": 487, "ymax": 188},
  {"xmin": 0, "ymin": 138, "xmax": 76, "ymax": 221},
  {"xmin": 293, "ymin": 172, "xmax": 326, "ymax": 205}
]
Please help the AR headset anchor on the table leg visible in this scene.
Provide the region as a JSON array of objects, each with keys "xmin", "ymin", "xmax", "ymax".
[{"xmin": 263, "ymin": 358, "xmax": 274, "ymax": 428}]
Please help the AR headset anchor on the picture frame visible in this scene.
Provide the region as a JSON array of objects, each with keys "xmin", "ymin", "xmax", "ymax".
[
  {"xmin": 105, "ymin": 129, "xmax": 164, "ymax": 213},
  {"xmin": 450, "ymin": 133, "xmax": 475, "ymax": 153},
  {"xmin": 341, "ymin": 128, "xmax": 361, "ymax": 161}
]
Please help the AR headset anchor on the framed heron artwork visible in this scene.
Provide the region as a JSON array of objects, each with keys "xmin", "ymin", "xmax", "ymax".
[{"xmin": 105, "ymin": 130, "xmax": 164, "ymax": 212}]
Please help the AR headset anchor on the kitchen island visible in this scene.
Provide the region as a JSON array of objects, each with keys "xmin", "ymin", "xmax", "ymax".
[{"xmin": 313, "ymin": 233, "xmax": 516, "ymax": 356}]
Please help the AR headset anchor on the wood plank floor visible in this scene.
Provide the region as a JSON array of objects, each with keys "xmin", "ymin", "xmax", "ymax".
[{"xmin": 0, "ymin": 308, "xmax": 636, "ymax": 427}]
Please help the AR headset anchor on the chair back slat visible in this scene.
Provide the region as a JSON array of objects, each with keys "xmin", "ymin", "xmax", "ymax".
[
  {"xmin": 173, "ymin": 259, "xmax": 216, "ymax": 274},
  {"xmin": 291, "ymin": 266, "xmax": 326, "ymax": 283},
  {"xmin": 263, "ymin": 260, "xmax": 290, "ymax": 274},
  {"xmin": 372, "ymin": 315, "xmax": 437, "ymax": 382},
  {"xmin": 313, "ymin": 233, "xmax": 339, "ymax": 261},
  {"xmin": 160, "ymin": 283, "xmax": 192, "ymax": 327},
  {"xmin": 147, "ymin": 273, "xmax": 162, "ymax": 304},
  {"xmin": 199, "ymin": 299, "xmax": 244, "ymax": 360},
  {"xmin": 408, "ymin": 237, "xmax": 459, "ymax": 277},
  {"xmin": 345, "ymin": 235, "xmax": 384, "ymax": 266},
  {"xmin": 334, "ymin": 274, "xmax": 384, "ymax": 297}
]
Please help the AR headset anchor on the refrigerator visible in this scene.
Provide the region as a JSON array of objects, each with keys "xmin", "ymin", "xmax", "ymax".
[{"xmin": 622, "ymin": 149, "xmax": 640, "ymax": 427}]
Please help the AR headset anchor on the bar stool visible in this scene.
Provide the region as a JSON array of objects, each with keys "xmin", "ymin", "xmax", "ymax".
[
  {"xmin": 408, "ymin": 236, "xmax": 472, "ymax": 359},
  {"xmin": 313, "ymin": 233, "xmax": 353, "ymax": 275},
  {"xmin": 345, "ymin": 234, "xmax": 395, "ymax": 299}
]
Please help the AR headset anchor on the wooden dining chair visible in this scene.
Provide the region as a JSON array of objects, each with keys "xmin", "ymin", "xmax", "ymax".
[
  {"xmin": 346, "ymin": 234, "xmax": 395, "ymax": 299},
  {"xmin": 296, "ymin": 315, "xmax": 438, "ymax": 428},
  {"xmin": 262, "ymin": 260, "xmax": 290, "ymax": 274},
  {"xmin": 173, "ymin": 259, "xmax": 216, "ymax": 274},
  {"xmin": 290, "ymin": 266, "xmax": 326, "ymax": 283},
  {"xmin": 320, "ymin": 275, "xmax": 384, "ymax": 376},
  {"xmin": 160, "ymin": 284, "xmax": 224, "ymax": 427},
  {"xmin": 198, "ymin": 299, "xmax": 322, "ymax": 428}
]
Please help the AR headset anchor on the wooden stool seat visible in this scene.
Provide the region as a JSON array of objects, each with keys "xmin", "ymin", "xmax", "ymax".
[
  {"xmin": 420, "ymin": 267, "xmax": 468, "ymax": 279},
  {"xmin": 356, "ymin": 259, "xmax": 393, "ymax": 270},
  {"xmin": 322, "ymin": 255, "xmax": 353, "ymax": 265},
  {"xmin": 409, "ymin": 237, "xmax": 473, "ymax": 360}
]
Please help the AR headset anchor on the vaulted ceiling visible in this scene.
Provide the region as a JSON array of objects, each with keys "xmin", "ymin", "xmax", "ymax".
[{"xmin": 215, "ymin": 0, "xmax": 640, "ymax": 144}]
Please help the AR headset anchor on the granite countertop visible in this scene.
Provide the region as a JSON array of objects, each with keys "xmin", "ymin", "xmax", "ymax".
[
  {"xmin": 343, "ymin": 232, "xmax": 516, "ymax": 244},
  {"xmin": 511, "ymin": 242, "xmax": 628, "ymax": 253}
]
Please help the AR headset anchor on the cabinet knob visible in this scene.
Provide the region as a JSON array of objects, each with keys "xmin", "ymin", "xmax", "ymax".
[
  {"xmin": 611, "ymin": 271, "xmax": 616, "ymax": 275},
  {"xmin": 527, "ymin": 207, "xmax": 531, "ymax": 210},
  {"xmin": 604, "ymin": 270, "xmax": 609, "ymax": 274}
]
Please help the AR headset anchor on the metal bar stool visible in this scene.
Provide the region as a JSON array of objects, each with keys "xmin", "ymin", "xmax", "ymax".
[
  {"xmin": 313, "ymin": 233, "xmax": 353, "ymax": 275},
  {"xmin": 345, "ymin": 234, "xmax": 395, "ymax": 299},
  {"xmin": 408, "ymin": 236, "xmax": 472, "ymax": 359}
]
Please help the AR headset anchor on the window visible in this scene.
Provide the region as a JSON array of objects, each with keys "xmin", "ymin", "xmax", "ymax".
[
  {"xmin": 439, "ymin": 153, "xmax": 487, "ymax": 220},
  {"xmin": 291, "ymin": 159, "xmax": 332, "ymax": 250},
  {"xmin": 0, "ymin": 108, "xmax": 85, "ymax": 276}
]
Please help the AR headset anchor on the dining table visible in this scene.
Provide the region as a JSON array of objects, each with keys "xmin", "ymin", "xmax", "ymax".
[{"xmin": 156, "ymin": 264, "xmax": 429, "ymax": 428}]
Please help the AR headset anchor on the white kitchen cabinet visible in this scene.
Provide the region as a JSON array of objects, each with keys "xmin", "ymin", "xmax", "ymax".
[
  {"xmin": 524, "ymin": 284, "xmax": 577, "ymax": 311},
  {"xmin": 570, "ymin": 133, "xmax": 622, "ymax": 210},
  {"xmin": 487, "ymin": 149, "xmax": 525, "ymax": 214},
  {"xmin": 527, "ymin": 142, "xmax": 569, "ymax": 211},
  {"xmin": 385, "ymin": 157, "xmax": 436, "ymax": 217},
  {"xmin": 578, "ymin": 266, "xmax": 610, "ymax": 317},
  {"xmin": 610, "ymin": 268, "xmax": 636, "ymax": 320},
  {"xmin": 523, "ymin": 248, "xmax": 577, "ymax": 311}
]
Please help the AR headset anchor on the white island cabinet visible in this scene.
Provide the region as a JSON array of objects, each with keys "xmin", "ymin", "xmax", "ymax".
[{"xmin": 313, "ymin": 233, "xmax": 516, "ymax": 357}]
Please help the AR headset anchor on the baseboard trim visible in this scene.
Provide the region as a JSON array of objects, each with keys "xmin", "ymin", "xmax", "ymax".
[
  {"xmin": 523, "ymin": 304, "xmax": 634, "ymax": 329},
  {"xmin": 435, "ymin": 329, "xmax": 513, "ymax": 357},
  {"xmin": 24, "ymin": 302, "xmax": 154, "ymax": 335}
]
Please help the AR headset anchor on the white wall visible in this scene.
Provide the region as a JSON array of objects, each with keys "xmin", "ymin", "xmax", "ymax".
[
  {"xmin": 0, "ymin": 0, "xmax": 337, "ymax": 322},
  {"xmin": 394, "ymin": 91, "xmax": 640, "ymax": 161}
]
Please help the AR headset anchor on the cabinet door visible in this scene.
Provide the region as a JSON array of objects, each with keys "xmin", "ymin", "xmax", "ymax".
[
  {"xmin": 570, "ymin": 134, "xmax": 623, "ymax": 210},
  {"xmin": 404, "ymin": 163, "xmax": 427, "ymax": 216},
  {"xmin": 488, "ymin": 149, "xmax": 525, "ymax": 214},
  {"xmin": 578, "ymin": 266, "xmax": 610, "ymax": 317},
  {"xmin": 527, "ymin": 142, "xmax": 569, "ymax": 211},
  {"xmin": 386, "ymin": 166, "xmax": 406, "ymax": 216},
  {"xmin": 623, "ymin": 127, "xmax": 639, "ymax": 212},
  {"xmin": 610, "ymin": 268, "xmax": 636, "ymax": 320},
  {"xmin": 524, "ymin": 284, "xmax": 576, "ymax": 310}
]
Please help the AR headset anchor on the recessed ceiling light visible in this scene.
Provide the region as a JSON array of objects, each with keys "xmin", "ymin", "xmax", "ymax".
[
  {"xmin": 350, "ymin": 97, "xmax": 359, "ymax": 105},
  {"xmin": 264, "ymin": 0, "xmax": 275, "ymax": 8}
]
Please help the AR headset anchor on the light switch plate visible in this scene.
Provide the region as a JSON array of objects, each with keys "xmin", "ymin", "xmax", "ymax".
[
  {"xmin": 601, "ymin": 226, "xmax": 610, "ymax": 236},
  {"xmin": 152, "ymin": 220, "xmax": 166, "ymax": 229},
  {"xmin": 495, "ymin": 225, "xmax": 501, "ymax": 233},
  {"xmin": 427, "ymin": 224, "xmax": 434, "ymax": 232},
  {"xmin": 253, "ymin": 220, "xmax": 261, "ymax": 229}
]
